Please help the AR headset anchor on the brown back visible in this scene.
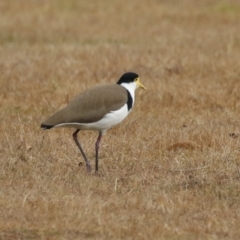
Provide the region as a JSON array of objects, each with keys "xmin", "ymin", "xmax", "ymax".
[{"xmin": 42, "ymin": 84, "xmax": 128, "ymax": 126}]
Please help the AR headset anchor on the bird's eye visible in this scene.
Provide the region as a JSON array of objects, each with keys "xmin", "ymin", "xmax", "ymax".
[{"xmin": 134, "ymin": 78, "xmax": 138, "ymax": 82}]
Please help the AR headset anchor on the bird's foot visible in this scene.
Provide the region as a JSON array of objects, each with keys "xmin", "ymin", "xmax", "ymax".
[
  {"xmin": 79, "ymin": 162, "xmax": 92, "ymax": 173},
  {"xmin": 86, "ymin": 164, "xmax": 92, "ymax": 173}
]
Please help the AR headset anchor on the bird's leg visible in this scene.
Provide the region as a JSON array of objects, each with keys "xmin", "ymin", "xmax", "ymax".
[
  {"xmin": 72, "ymin": 129, "xmax": 92, "ymax": 172},
  {"xmin": 95, "ymin": 131, "xmax": 103, "ymax": 173}
]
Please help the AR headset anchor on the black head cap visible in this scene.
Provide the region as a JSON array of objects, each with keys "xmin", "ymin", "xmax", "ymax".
[{"xmin": 117, "ymin": 72, "xmax": 139, "ymax": 85}]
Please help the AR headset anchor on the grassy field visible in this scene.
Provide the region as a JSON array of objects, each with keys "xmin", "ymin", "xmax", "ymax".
[{"xmin": 1, "ymin": 0, "xmax": 240, "ymax": 239}]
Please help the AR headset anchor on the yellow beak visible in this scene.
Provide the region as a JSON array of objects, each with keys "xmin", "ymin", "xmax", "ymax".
[{"xmin": 136, "ymin": 77, "xmax": 146, "ymax": 90}]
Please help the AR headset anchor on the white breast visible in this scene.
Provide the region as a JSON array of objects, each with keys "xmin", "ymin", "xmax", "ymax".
[{"xmin": 54, "ymin": 103, "xmax": 130, "ymax": 132}]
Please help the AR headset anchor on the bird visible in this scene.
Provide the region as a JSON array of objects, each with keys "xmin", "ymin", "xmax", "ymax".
[{"xmin": 41, "ymin": 72, "xmax": 146, "ymax": 173}]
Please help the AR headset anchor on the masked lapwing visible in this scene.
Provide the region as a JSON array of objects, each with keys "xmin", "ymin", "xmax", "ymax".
[{"xmin": 41, "ymin": 72, "xmax": 146, "ymax": 173}]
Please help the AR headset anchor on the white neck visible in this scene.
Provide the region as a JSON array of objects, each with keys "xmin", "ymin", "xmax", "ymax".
[{"xmin": 120, "ymin": 82, "xmax": 137, "ymax": 105}]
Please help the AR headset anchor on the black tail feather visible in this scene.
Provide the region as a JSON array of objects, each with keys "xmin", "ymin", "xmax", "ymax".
[{"xmin": 41, "ymin": 124, "xmax": 53, "ymax": 130}]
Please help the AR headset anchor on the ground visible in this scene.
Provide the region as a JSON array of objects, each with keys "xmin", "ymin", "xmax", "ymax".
[{"xmin": 0, "ymin": 0, "xmax": 240, "ymax": 239}]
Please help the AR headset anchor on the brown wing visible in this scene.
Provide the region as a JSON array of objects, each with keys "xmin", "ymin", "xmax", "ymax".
[{"xmin": 41, "ymin": 84, "xmax": 128, "ymax": 127}]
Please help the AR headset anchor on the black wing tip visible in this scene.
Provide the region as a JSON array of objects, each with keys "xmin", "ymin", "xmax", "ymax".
[{"xmin": 41, "ymin": 124, "xmax": 53, "ymax": 130}]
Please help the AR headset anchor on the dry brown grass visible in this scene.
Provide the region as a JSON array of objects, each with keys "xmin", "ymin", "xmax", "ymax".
[{"xmin": 1, "ymin": 0, "xmax": 240, "ymax": 239}]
